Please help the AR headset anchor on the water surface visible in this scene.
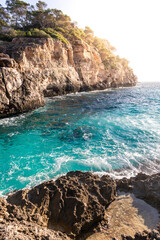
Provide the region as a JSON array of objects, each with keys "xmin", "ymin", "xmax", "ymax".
[{"xmin": 0, "ymin": 82, "xmax": 160, "ymax": 195}]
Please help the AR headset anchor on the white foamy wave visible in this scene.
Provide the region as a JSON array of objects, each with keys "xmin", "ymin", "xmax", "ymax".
[
  {"xmin": 94, "ymin": 158, "xmax": 160, "ymax": 179},
  {"xmin": 0, "ymin": 113, "xmax": 27, "ymax": 127},
  {"xmin": 0, "ymin": 191, "xmax": 6, "ymax": 198},
  {"xmin": 8, "ymin": 162, "xmax": 20, "ymax": 176},
  {"xmin": 17, "ymin": 155, "xmax": 73, "ymax": 188},
  {"xmin": 84, "ymin": 155, "xmax": 113, "ymax": 172}
]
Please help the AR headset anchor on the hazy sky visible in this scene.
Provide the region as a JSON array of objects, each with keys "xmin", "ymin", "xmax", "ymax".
[{"xmin": 1, "ymin": 0, "xmax": 160, "ymax": 82}]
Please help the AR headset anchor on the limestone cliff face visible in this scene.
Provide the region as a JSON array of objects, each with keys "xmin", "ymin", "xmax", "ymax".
[{"xmin": 0, "ymin": 38, "xmax": 137, "ymax": 118}]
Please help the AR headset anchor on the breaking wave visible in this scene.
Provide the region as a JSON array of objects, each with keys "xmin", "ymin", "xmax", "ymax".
[{"xmin": 0, "ymin": 82, "xmax": 160, "ymax": 195}]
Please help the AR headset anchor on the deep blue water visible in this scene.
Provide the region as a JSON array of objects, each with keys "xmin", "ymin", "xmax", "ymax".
[{"xmin": 0, "ymin": 82, "xmax": 160, "ymax": 195}]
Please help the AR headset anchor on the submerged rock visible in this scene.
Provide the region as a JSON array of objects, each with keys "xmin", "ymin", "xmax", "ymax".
[{"xmin": 0, "ymin": 38, "xmax": 137, "ymax": 118}]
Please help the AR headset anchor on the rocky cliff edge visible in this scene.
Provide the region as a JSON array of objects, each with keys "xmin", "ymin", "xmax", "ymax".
[{"xmin": 0, "ymin": 38, "xmax": 137, "ymax": 118}]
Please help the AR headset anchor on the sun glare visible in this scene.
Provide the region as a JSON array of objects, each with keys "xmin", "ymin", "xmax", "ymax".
[
  {"xmin": 1, "ymin": 0, "xmax": 160, "ymax": 82},
  {"xmin": 67, "ymin": 0, "xmax": 160, "ymax": 82}
]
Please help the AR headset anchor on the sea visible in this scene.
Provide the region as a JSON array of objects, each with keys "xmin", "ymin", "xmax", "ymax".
[{"xmin": 0, "ymin": 82, "xmax": 160, "ymax": 196}]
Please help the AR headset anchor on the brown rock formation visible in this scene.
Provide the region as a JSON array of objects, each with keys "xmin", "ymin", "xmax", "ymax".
[
  {"xmin": 116, "ymin": 172, "xmax": 160, "ymax": 211},
  {"xmin": 0, "ymin": 37, "xmax": 137, "ymax": 118},
  {"xmin": 1, "ymin": 171, "xmax": 116, "ymax": 238},
  {"xmin": 0, "ymin": 197, "xmax": 70, "ymax": 240},
  {"xmin": 0, "ymin": 171, "xmax": 159, "ymax": 239},
  {"xmin": 121, "ymin": 229, "xmax": 160, "ymax": 240}
]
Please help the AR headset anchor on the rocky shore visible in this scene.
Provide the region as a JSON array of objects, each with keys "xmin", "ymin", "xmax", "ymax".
[
  {"xmin": 0, "ymin": 171, "xmax": 159, "ymax": 240},
  {"xmin": 0, "ymin": 38, "xmax": 137, "ymax": 118}
]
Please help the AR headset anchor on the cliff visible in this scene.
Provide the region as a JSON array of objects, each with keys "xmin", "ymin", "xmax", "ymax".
[{"xmin": 0, "ymin": 37, "xmax": 137, "ymax": 118}]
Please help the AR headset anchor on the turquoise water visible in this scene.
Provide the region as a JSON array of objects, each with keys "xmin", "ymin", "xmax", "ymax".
[{"xmin": 0, "ymin": 82, "xmax": 160, "ymax": 195}]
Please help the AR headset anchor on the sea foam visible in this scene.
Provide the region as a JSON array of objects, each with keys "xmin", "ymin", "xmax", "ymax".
[{"xmin": 0, "ymin": 82, "xmax": 160, "ymax": 194}]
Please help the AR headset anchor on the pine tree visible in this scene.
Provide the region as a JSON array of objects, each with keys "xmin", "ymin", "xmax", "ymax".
[
  {"xmin": 0, "ymin": 4, "xmax": 9, "ymax": 30},
  {"xmin": 6, "ymin": 0, "xmax": 29, "ymax": 28}
]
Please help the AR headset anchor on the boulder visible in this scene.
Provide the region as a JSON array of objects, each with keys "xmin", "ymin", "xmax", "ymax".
[{"xmin": 7, "ymin": 171, "xmax": 116, "ymax": 236}]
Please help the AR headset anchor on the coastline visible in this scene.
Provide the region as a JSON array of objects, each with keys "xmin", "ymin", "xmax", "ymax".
[
  {"xmin": 0, "ymin": 82, "xmax": 160, "ymax": 199},
  {"xmin": 0, "ymin": 3, "xmax": 159, "ymax": 239},
  {"xmin": 0, "ymin": 171, "xmax": 159, "ymax": 240},
  {"xmin": 0, "ymin": 37, "xmax": 137, "ymax": 119}
]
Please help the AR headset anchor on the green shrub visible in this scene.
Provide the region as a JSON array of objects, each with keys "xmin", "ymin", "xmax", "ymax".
[
  {"xmin": 67, "ymin": 28, "xmax": 85, "ymax": 41},
  {"xmin": 26, "ymin": 31, "xmax": 32, "ymax": 37},
  {"xmin": 14, "ymin": 30, "xmax": 26, "ymax": 37},
  {"xmin": 0, "ymin": 33, "xmax": 12, "ymax": 41},
  {"xmin": 55, "ymin": 27, "xmax": 65, "ymax": 33},
  {"xmin": 0, "ymin": 29, "xmax": 26, "ymax": 41},
  {"xmin": 0, "ymin": 28, "xmax": 51, "ymax": 41},
  {"xmin": 28, "ymin": 28, "xmax": 50, "ymax": 38},
  {"xmin": 43, "ymin": 28, "xmax": 69, "ymax": 45}
]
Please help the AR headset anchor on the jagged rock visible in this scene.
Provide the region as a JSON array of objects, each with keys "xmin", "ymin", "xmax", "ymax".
[
  {"xmin": 0, "ymin": 53, "xmax": 17, "ymax": 68},
  {"xmin": 117, "ymin": 173, "xmax": 160, "ymax": 211},
  {"xmin": 0, "ymin": 37, "xmax": 137, "ymax": 118},
  {"xmin": 122, "ymin": 229, "xmax": 160, "ymax": 240},
  {"xmin": 0, "ymin": 198, "xmax": 70, "ymax": 240},
  {"xmin": 6, "ymin": 171, "xmax": 116, "ymax": 237},
  {"xmin": 0, "ymin": 171, "xmax": 160, "ymax": 239},
  {"xmin": 0, "ymin": 222, "xmax": 71, "ymax": 240}
]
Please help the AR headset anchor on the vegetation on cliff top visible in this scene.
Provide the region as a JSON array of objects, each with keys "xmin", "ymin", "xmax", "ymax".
[{"xmin": 0, "ymin": 0, "xmax": 132, "ymax": 71}]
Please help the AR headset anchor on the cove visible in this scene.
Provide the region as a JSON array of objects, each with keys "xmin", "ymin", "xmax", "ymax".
[{"xmin": 0, "ymin": 82, "xmax": 160, "ymax": 195}]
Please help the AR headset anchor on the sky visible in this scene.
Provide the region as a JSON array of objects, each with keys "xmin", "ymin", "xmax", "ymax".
[{"xmin": 1, "ymin": 0, "xmax": 160, "ymax": 82}]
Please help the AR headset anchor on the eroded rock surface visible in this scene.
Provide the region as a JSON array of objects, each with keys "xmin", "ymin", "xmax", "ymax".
[
  {"xmin": 116, "ymin": 173, "xmax": 160, "ymax": 211},
  {"xmin": 0, "ymin": 171, "xmax": 159, "ymax": 239},
  {"xmin": 1, "ymin": 171, "xmax": 116, "ymax": 239},
  {"xmin": 121, "ymin": 229, "xmax": 160, "ymax": 240},
  {"xmin": 0, "ymin": 38, "xmax": 137, "ymax": 118},
  {"xmin": 85, "ymin": 191, "xmax": 160, "ymax": 240},
  {"xmin": 0, "ymin": 197, "xmax": 70, "ymax": 240}
]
